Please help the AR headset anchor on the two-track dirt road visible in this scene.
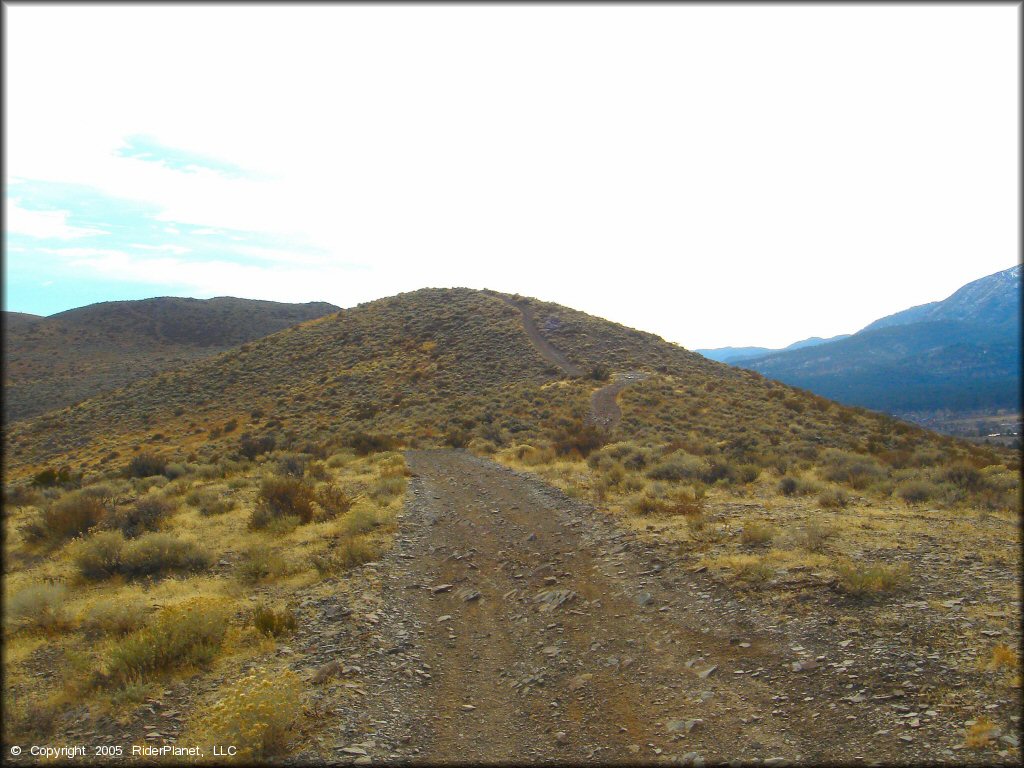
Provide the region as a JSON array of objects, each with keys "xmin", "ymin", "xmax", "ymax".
[{"xmin": 314, "ymin": 449, "xmax": 910, "ymax": 765}]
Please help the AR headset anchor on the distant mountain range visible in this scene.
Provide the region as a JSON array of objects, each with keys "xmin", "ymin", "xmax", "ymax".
[
  {"xmin": 696, "ymin": 334, "xmax": 851, "ymax": 363},
  {"xmin": 2, "ymin": 296, "xmax": 339, "ymax": 423},
  {"xmin": 699, "ymin": 265, "xmax": 1021, "ymax": 422}
]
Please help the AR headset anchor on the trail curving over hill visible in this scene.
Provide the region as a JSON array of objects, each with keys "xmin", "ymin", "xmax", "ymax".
[{"xmin": 501, "ymin": 296, "xmax": 646, "ymax": 430}]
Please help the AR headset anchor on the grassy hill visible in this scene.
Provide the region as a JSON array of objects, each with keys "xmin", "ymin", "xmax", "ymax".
[
  {"xmin": 6, "ymin": 288, "xmax": 1015, "ymax": 498},
  {"xmin": 3, "ymin": 297, "xmax": 339, "ymax": 423}
]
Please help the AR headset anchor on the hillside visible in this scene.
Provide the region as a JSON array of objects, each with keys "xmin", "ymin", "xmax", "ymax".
[
  {"xmin": 6, "ymin": 288, "xmax": 1013, "ymax": 483},
  {"xmin": 729, "ymin": 265, "xmax": 1021, "ymax": 420},
  {"xmin": 2, "ymin": 286, "xmax": 1019, "ymax": 765},
  {"xmin": 2, "ymin": 296, "xmax": 340, "ymax": 423},
  {"xmin": 2, "ymin": 311, "xmax": 43, "ymax": 330}
]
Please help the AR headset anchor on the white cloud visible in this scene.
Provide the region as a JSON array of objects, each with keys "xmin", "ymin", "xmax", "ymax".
[
  {"xmin": 4, "ymin": 4, "xmax": 1018, "ymax": 347},
  {"xmin": 5, "ymin": 198, "xmax": 108, "ymax": 240}
]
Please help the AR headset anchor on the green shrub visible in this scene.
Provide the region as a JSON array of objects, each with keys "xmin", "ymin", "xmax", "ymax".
[
  {"xmin": 74, "ymin": 532, "xmax": 210, "ymax": 580},
  {"xmin": 5, "ymin": 582, "xmax": 67, "ymax": 631},
  {"xmin": 119, "ymin": 534, "xmax": 212, "ymax": 578},
  {"xmin": 21, "ymin": 493, "xmax": 106, "ymax": 545},
  {"xmin": 818, "ymin": 487, "xmax": 850, "ymax": 509},
  {"xmin": 127, "ymin": 453, "xmax": 167, "ymax": 478},
  {"xmin": 274, "ymin": 453, "xmax": 309, "ymax": 478},
  {"xmin": 779, "ymin": 476, "xmax": 798, "ymax": 496},
  {"xmin": 741, "ymin": 521, "xmax": 776, "ymax": 546},
  {"xmin": 822, "ymin": 450, "xmax": 886, "ymax": 490},
  {"xmin": 368, "ymin": 476, "xmax": 405, "ymax": 503},
  {"xmin": 736, "ymin": 464, "xmax": 761, "ymax": 484},
  {"xmin": 31, "ymin": 467, "xmax": 73, "ymax": 488},
  {"xmin": 3, "ymin": 484, "xmax": 41, "ymax": 508},
  {"xmin": 646, "ymin": 452, "xmax": 706, "ymax": 482},
  {"xmin": 80, "ymin": 598, "xmax": 147, "ymax": 638},
  {"xmin": 237, "ymin": 545, "xmax": 288, "ymax": 584},
  {"xmin": 252, "ymin": 605, "xmax": 297, "ymax": 637},
  {"xmin": 73, "ymin": 531, "xmax": 127, "ymax": 579},
  {"xmin": 792, "ymin": 520, "xmax": 834, "ymax": 552},
  {"xmin": 253, "ymin": 476, "xmax": 315, "ymax": 527},
  {"xmin": 551, "ymin": 421, "xmax": 606, "ymax": 458},
  {"xmin": 109, "ymin": 496, "xmax": 177, "ymax": 538},
  {"xmin": 895, "ymin": 479, "xmax": 939, "ymax": 504},
  {"xmin": 347, "ymin": 432, "xmax": 396, "ymax": 456},
  {"xmin": 836, "ymin": 561, "xmax": 909, "ymax": 598},
  {"xmin": 238, "ymin": 432, "xmax": 276, "ymax": 460},
  {"xmin": 940, "ymin": 462, "xmax": 984, "ymax": 492},
  {"xmin": 103, "ymin": 600, "xmax": 229, "ymax": 685},
  {"xmin": 186, "ymin": 488, "xmax": 236, "ymax": 516},
  {"xmin": 340, "ymin": 504, "xmax": 381, "ymax": 536}
]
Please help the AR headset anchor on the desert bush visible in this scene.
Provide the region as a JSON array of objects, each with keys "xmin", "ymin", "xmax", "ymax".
[
  {"xmin": 939, "ymin": 461, "xmax": 984, "ymax": 492},
  {"xmin": 736, "ymin": 464, "xmax": 761, "ymax": 484},
  {"xmin": 237, "ymin": 545, "xmax": 288, "ymax": 584},
  {"xmin": 315, "ymin": 483, "xmax": 353, "ymax": 518},
  {"xmin": 73, "ymin": 532, "xmax": 210, "ymax": 580},
  {"xmin": 127, "ymin": 453, "xmax": 167, "ymax": 478},
  {"xmin": 741, "ymin": 521, "xmax": 777, "ymax": 547},
  {"xmin": 306, "ymin": 460, "xmax": 328, "ymax": 480},
  {"xmin": 5, "ymin": 582, "xmax": 67, "ymax": 631},
  {"xmin": 895, "ymin": 479, "xmax": 939, "ymax": 505},
  {"xmin": 3, "ymin": 484, "xmax": 41, "ymax": 507},
  {"xmin": 733, "ymin": 557, "xmax": 775, "ymax": 585},
  {"xmin": 792, "ymin": 520, "xmax": 834, "ymax": 552},
  {"xmin": 21, "ymin": 492, "xmax": 106, "ymax": 545},
  {"xmin": 80, "ymin": 598, "xmax": 147, "ymax": 638},
  {"xmin": 551, "ymin": 421, "xmax": 606, "ymax": 458},
  {"xmin": 102, "ymin": 600, "xmax": 230, "ymax": 685},
  {"xmin": 162, "ymin": 462, "xmax": 194, "ymax": 480},
  {"xmin": 348, "ymin": 432, "xmax": 396, "ymax": 456},
  {"xmin": 109, "ymin": 496, "xmax": 177, "ymax": 538},
  {"xmin": 119, "ymin": 534, "xmax": 212, "ymax": 578},
  {"xmin": 835, "ymin": 561, "xmax": 908, "ymax": 598},
  {"xmin": 252, "ymin": 476, "xmax": 315, "ymax": 527},
  {"xmin": 311, "ymin": 537, "xmax": 379, "ymax": 574},
  {"xmin": 368, "ymin": 476, "xmax": 406, "ymax": 503},
  {"xmin": 274, "ymin": 453, "xmax": 309, "ymax": 478},
  {"xmin": 73, "ymin": 531, "xmax": 127, "ymax": 579},
  {"xmin": 646, "ymin": 452, "xmax": 707, "ymax": 482},
  {"xmin": 778, "ymin": 476, "xmax": 799, "ymax": 496},
  {"xmin": 326, "ymin": 451, "xmax": 356, "ymax": 468},
  {"xmin": 186, "ymin": 488, "xmax": 236, "ymax": 516},
  {"xmin": 252, "ymin": 605, "xmax": 297, "ymax": 637},
  {"xmin": 238, "ymin": 432, "xmax": 276, "ymax": 460},
  {"xmin": 518, "ymin": 445, "xmax": 556, "ymax": 466},
  {"xmin": 188, "ymin": 667, "xmax": 303, "ymax": 760},
  {"xmin": 30, "ymin": 467, "xmax": 64, "ymax": 488},
  {"xmin": 589, "ymin": 364, "xmax": 611, "ymax": 381},
  {"xmin": 818, "ymin": 487, "xmax": 850, "ymax": 509},
  {"xmin": 340, "ymin": 503, "xmax": 381, "ymax": 536},
  {"xmin": 821, "ymin": 450, "xmax": 886, "ymax": 490}
]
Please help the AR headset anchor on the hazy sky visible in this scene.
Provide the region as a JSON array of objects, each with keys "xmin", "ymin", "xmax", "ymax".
[{"xmin": 4, "ymin": 4, "xmax": 1019, "ymax": 349}]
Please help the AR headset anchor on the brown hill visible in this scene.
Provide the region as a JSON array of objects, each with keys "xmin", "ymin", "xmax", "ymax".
[
  {"xmin": 5, "ymin": 288, "xmax": 1015, "ymax": 499},
  {"xmin": 2, "ymin": 296, "xmax": 339, "ymax": 423}
]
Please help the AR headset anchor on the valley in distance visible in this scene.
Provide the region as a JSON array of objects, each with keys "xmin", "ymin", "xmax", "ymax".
[{"xmin": 2, "ymin": 285, "xmax": 1020, "ymax": 765}]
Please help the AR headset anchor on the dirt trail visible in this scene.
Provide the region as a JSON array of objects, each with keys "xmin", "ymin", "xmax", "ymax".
[
  {"xmin": 501, "ymin": 297, "xmax": 585, "ymax": 378},
  {"xmin": 501, "ymin": 296, "xmax": 643, "ymax": 431},
  {"xmin": 589, "ymin": 372, "xmax": 647, "ymax": 431},
  {"xmin": 325, "ymin": 450, "xmax": 907, "ymax": 765}
]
